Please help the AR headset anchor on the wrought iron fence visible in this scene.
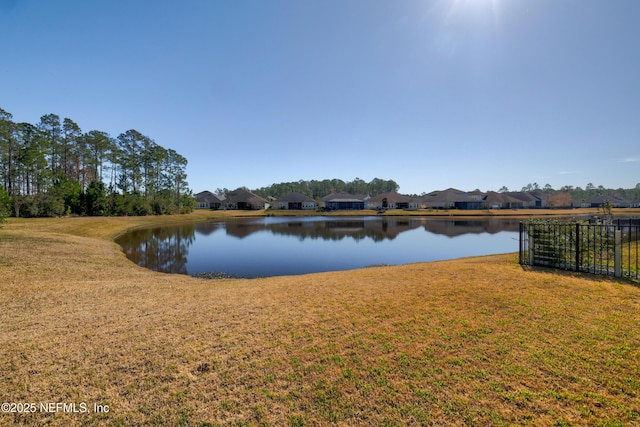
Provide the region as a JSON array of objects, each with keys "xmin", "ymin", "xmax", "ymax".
[{"xmin": 519, "ymin": 219, "xmax": 639, "ymax": 281}]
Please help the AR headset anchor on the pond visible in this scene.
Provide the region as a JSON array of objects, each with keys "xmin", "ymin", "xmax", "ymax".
[{"xmin": 116, "ymin": 216, "xmax": 523, "ymax": 278}]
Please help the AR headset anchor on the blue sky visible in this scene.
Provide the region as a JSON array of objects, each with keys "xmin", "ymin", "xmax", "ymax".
[{"xmin": 1, "ymin": 0, "xmax": 638, "ymax": 195}]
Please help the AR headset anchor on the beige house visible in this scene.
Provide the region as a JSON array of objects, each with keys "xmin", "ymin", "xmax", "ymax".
[
  {"xmin": 225, "ymin": 188, "xmax": 268, "ymax": 210},
  {"xmin": 366, "ymin": 191, "xmax": 420, "ymax": 210},
  {"xmin": 195, "ymin": 191, "xmax": 224, "ymax": 209},
  {"xmin": 275, "ymin": 192, "xmax": 316, "ymax": 210}
]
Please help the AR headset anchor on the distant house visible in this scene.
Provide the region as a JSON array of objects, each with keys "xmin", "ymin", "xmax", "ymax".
[
  {"xmin": 275, "ymin": 191, "xmax": 316, "ymax": 210},
  {"xmin": 483, "ymin": 192, "xmax": 524, "ymax": 209},
  {"xmin": 506, "ymin": 192, "xmax": 548, "ymax": 208},
  {"xmin": 572, "ymin": 199, "xmax": 592, "ymax": 209},
  {"xmin": 321, "ymin": 192, "xmax": 365, "ymax": 210},
  {"xmin": 585, "ymin": 194, "xmax": 631, "ymax": 208},
  {"xmin": 422, "ymin": 188, "xmax": 483, "ymax": 210},
  {"xmin": 366, "ymin": 191, "xmax": 420, "ymax": 210},
  {"xmin": 225, "ymin": 188, "xmax": 268, "ymax": 210},
  {"xmin": 530, "ymin": 191, "xmax": 550, "ymax": 208},
  {"xmin": 195, "ymin": 191, "xmax": 224, "ymax": 210}
]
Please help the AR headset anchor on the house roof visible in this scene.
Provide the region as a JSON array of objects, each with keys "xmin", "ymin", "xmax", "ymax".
[
  {"xmin": 422, "ymin": 188, "xmax": 473, "ymax": 203},
  {"xmin": 368, "ymin": 191, "xmax": 413, "ymax": 203},
  {"xmin": 275, "ymin": 191, "xmax": 315, "ymax": 203},
  {"xmin": 227, "ymin": 188, "xmax": 267, "ymax": 204},
  {"xmin": 196, "ymin": 191, "xmax": 223, "ymax": 203},
  {"xmin": 321, "ymin": 192, "xmax": 365, "ymax": 202},
  {"xmin": 506, "ymin": 192, "xmax": 542, "ymax": 202},
  {"xmin": 484, "ymin": 192, "xmax": 523, "ymax": 205},
  {"xmin": 587, "ymin": 194, "xmax": 631, "ymax": 205}
]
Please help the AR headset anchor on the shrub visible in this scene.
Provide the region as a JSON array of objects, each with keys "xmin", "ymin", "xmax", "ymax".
[
  {"xmin": 524, "ymin": 219, "xmax": 617, "ymax": 273},
  {"xmin": 82, "ymin": 181, "xmax": 109, "ymax": 216},
  {"xmin": 0, "ymin": 188, "xmax": 10, "ymax": 226}
]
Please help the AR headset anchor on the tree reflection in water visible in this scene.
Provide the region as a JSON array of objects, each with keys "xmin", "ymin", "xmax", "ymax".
[
  {"xmin": 117, "ymin": 223, "xmax": 197, "ymax": 274},
  {"xmin": 116, "ymin": 217, "xmax": 523, "ymax": 277}
]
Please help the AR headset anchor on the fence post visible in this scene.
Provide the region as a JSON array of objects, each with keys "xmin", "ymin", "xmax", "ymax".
[
  {"xmin": 575, "ymin": 222, "xmax": 580, "ymax": 272},
  {"xmin": 614, "ymin": 228, "xmax": 622, "ymax": 277},
  {"xmin": 528, "ymin": 224, "xmax": 535, "ymax": 265},
  {"xmin": 519, "ymin": 222, "xmax": 523, "ymax": 264}
]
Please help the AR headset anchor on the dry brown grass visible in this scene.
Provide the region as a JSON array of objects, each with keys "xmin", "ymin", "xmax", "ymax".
[{"xmin": 1, "ymin": 212, "xmax": 639, "ymax": 426}]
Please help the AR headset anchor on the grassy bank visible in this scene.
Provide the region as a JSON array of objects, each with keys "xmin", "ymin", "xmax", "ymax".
[{"xmin": 1, "ymin": 212, "xmax": 639, "ymax": 426}]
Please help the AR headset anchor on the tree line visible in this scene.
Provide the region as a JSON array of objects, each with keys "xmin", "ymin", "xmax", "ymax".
[
  {"xmin": 238, "ymin": 177, "xmax": 400, "ymax": 200},
  {"xmin": 499, "ymin": 182, "xmax": 640, "ymax": 203},
  {"xmin": 0, "ymin": 107, "xmax": 194, "ymax": 218},
  {"xmin": 248, "ymin": 178, "xmax": 639, "ymax": 204}
]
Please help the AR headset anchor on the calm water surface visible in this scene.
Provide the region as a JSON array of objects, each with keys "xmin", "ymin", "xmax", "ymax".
[{"xmin": 116, "ymin": 216, "xmax": 522, "ymax": 278}]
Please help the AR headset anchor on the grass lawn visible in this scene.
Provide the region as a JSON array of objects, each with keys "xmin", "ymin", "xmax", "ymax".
[{"xmin": 1, "ymin": 211, "xmax": 639, "ymax": 426}]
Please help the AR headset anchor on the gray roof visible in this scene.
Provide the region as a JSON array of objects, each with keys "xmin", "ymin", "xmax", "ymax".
[
  {"xmin": 422, "ymin": 188, "xmax": 473, "ymax": 203},
  {"xmin": 587, "ymin": 194, "xmax": 631, "ymax": 205},
  {"xmin": 322, "ymin": 192, "xmax": 365, "ymax": 202},
  {"xmin": 484, "ymin": 192, "xmax": 523, "ymax": 205},
  {"xmin": 368, "ymin": 191, "xmax": 413, "ymax": 203},
  {"xmin": 506, "ymin": 192, "xmax": 540, "ymax": 202},
  {"xmin": 275, "ymin": 191, "xmax": 315, "ymax": 203},
  {"xmin": 196, "ymin": 191, "xmax": 223, "ymax": 203},
  {"xmin": 227, "ymin": 188, "xmax": 267, "ymax": 204}
]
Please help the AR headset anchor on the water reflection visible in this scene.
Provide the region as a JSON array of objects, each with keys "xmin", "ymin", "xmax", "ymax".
[
  {"xmin": 117, "ymin": 223, "xmax": 196, "ymax": 275},
  {"xmin": 225, "ymin": 218, "xmax": 424, "ymax": 242},
  {"xmin": 221, "ymin": 217, "xmax": 522, "ymax": 241},
  {"xmin": 116, "ymin": 216, "xmax": 522, "ymax": 277},
  {"xmin": 423, "ymin": 219, "xmax": 521, "ymax": 237}
]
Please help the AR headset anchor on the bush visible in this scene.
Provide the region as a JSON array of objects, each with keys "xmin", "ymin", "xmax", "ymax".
[
  {"xmin": 525, "ymin": 219, "xmax": 616, "ymax": 272},
  {"xmin": 82, "ymin": 181, "xmax": 109, "ymax": 216},
  {"xmin": 180, "ymin": 193, "xmax": 196, "ymax": 214},
  {"xmin": 0, "ymin": 188, "xmax": 10, "ymax": 226}
]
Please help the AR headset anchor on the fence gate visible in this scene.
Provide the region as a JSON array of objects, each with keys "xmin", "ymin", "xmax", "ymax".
[{"xmin": 519, "ymin": 219, "xmax": 639, "ymax": 281}]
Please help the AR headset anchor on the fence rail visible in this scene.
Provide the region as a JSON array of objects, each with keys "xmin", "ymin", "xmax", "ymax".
[{"xmin": 519, "ymin": 219, "xmax": 639, "ymax": 281}]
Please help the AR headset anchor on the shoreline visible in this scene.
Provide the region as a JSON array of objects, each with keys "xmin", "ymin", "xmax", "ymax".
[
  {"xmin": 159, "ymin": 207, "xmax": 640, "ymax": 224},
  {"xmin": 1, "ymin": 211, "xmax": 639, "ymax": 425},
  {"xmin": 219, "ymin": 206, "xmax": 640, "ymax": 218}
]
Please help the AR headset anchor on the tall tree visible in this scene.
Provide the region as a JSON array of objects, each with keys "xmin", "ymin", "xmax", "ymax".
[
  {"xmin": 140, "ymin": 136, "xmax": 166, "ymax": 200},
  {"xmin": 117, "ymin": 129, "xmax": 145, "ymax": 194},
  {"xmin": 0, "ymin": 108, "xmax": 17, "ymax": 195},
  {"xmin": 84, "ymin": 130, "xmax": 113, "ymax": 184},
  {"xmin": 61, "ymin": 118, "xmax": 82, "ymax": 180},
  {"xmin": 15, "ymin": 122, "xmax": 47, "ymax": 196},
  {"xmin": 164, "ymin": 148, "xmax": 188, "ymax": 208},
  {"xmin": 350, "ymin": 177, "xmax": 367, "ymax": 195},
  {"xmin": 38, "ymin": 114, "xmax": 62, "ymax": 175}
]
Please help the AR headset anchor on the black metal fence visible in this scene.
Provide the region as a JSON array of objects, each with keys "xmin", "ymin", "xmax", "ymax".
[{"xmin": 519, "ymin": 219, "xmax": 639, "ymax": 281}]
